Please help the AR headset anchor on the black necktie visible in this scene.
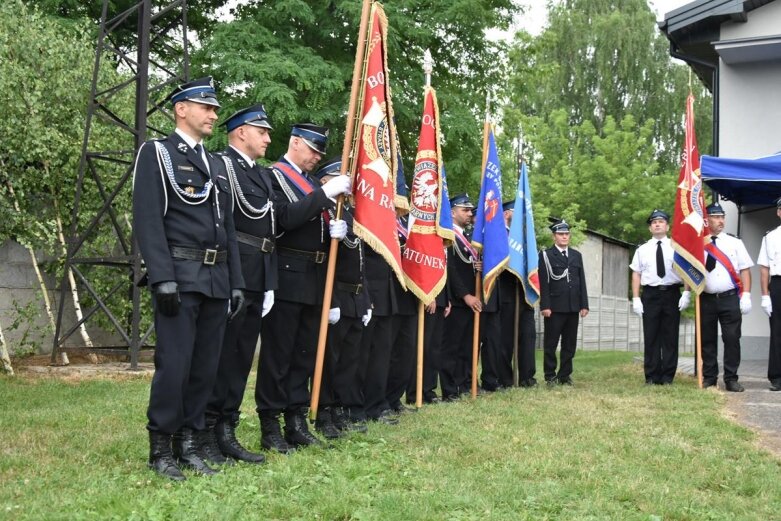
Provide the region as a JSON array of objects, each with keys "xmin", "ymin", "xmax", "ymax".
[
  {"xmin": 656, "ymin": 240, "xmax": 666, "ymax": 278},
  {"xmin": 194, "ymin": 143, "xmax": 209, "ymax": 173},
  {"xmin": 562, "ymin": 249, "xmax": 567, "ymax": 258},
  {"xmin": 706, "ymin": 236, "xmax": 717, "ymax": 272}
]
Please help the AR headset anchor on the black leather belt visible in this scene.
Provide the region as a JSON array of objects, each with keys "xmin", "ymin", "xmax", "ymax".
[
  {"xmin": 336, "ymin": 281, "xmax": 363, "ymax": 295},
  {"xmin": 703, "ymin": 289, "xmax": 737, "ymax": 298},
  {"xmin": 772, "ymin": 276, "xmax": 781, "ymax": 280},
  {"xmin": 643, "ymin": 284, "xmax": 682, "ymax": 291},
  {"xmin": 170, "ymin": 246, "xmax": 227, "ymax": 265},
  {"xmin": 236, "ymin": 231, "xmax": 275, "ymax": 253},
  {"xmin": 278, "ymin": 246, "xmax": 326, "ymax": 264}
]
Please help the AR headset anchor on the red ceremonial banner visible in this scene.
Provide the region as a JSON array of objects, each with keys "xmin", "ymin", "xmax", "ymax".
[
  {"xmin": 350, "ymin": 3, "xmax": 405, "ymax": 287},
  {"xmin": 402, "ymin": 87, "xmax": 452, "ymax": 304},
  {"xmin": 671, "ymin": 93, "xmax": 708, "ymax": 294}
]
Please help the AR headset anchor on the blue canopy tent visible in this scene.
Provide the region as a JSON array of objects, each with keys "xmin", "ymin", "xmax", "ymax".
[{"xmin": 701, "ymin": 153, "xmax": 781, "ymax": 207}]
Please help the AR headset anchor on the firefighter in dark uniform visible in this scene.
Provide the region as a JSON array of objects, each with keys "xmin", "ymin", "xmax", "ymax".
[
  {"xmin": 201, "ymin": 104, "xmax": 276, "ymax": 465},
  {"xmin": 407, "ymin": 285, "xmax": 450, "ymax": 404},
  {"xmin": 386, "ymin": 213, "xmax": 420, "ymax": 414},
  {"xmin": 441, "ymin": 194, "xmax": 481, "ymax": 400},
  {"xmin": 132, "ymin": 77, "xmax": 245, "ymax": 480},
  {"xmin": 538, "ymin": 220, "xmax": 588, "ymax": 386},
  {"xmin": 311, "ymin": 158, "xmax": 372, "ymax": 437},
  {"xmin": 257, "ymin": 124, "xmax": 352, "ymax": 452},
  {"xmin": 498, "ymin": 200, "xmax": 537, "ymax": 388}
]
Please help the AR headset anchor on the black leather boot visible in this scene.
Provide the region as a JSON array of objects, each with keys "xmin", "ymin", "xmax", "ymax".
[
  {"xmin": 172, "ymin": 428, "xmax": 218, "ymax": 476},
  {"xmin": 314, "ymin": 407, "xmax": 343, "ymax": 439},
  {"xmin": 260, "ymin": 410, "xmax": 294, "ymax": 454},
  {"xmin": 330, "ymin": 406, "xmax": 349, "ymax": 432},
  {"xmin": 216, "ymin": 419, "xmax": 265, "ymax": 463},
  {"xmin": 201, "ymin": 416, "xmax": 233, "ymax": 466},
  {"xmin": 148, "ymin": 431, "xmax": 186, "ymax": 481},
  {"xmin": 284, "ymin": 408, "xmax": 322, "ymax": 448}
]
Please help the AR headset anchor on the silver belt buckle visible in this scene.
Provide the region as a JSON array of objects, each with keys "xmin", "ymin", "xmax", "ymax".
[
  {"xmin": 314, "ymin": 251, "xmax": 325, "ymax": 264},
  {"xmin": 260, "ymin": 238, "xmax": 274, "ymax": 253},
  {"xmin": 203, "ymin": 249, "xmax": 218, "ymax": 265}
]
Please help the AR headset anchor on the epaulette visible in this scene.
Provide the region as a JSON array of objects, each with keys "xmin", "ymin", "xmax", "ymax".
[{"xmin": 727, "ymin": 232, "xmax": 739, "ymax": 239}]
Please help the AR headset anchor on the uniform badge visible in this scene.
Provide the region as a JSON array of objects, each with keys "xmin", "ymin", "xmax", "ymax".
[
  {"xmin": 177, "ymin": 143, "xmax": 188, "ymax": 154},
  {"xmin": 237, "ymin": 158, "xmax": 246, "ymax": 168},
  {"xmin": 185, "ymin": 186, "xmax": 195, "ymax": 194},
  {"xmin": 178, "ymin": 165, "xmax": 194, "ymax": 171}
]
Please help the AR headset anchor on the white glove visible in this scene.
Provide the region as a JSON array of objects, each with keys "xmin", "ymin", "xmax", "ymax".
[
  {"xmin": 678, "ymin": 290, "xmax": 691, "ymax": 311},
  {"xmin": 762, "ymin": 295, "xmax": 773, "ymax": 317},
  {"xmin": 362, "ymin": 308, "xmax": 372, "ymax": 327},
  {"xmin": 329, "ymin": 219, "xmax": 348, "ymax": 241},
  {"xmin": 740, "ymin": 292, "xmax": 752, "ymax": 314},
  {"xmin": 322, "ymin": 174, "xmax": 351, "ymax": 199},
  {"xmin": 261, "ymin": 290, "xmax": 274, "ymax": 317},
  {"xmin": 328, "ymin": 307, "xmax": 341, "ymax": 325},
  {"xmin": 631, "ymin": 297, "xmax": 643, "ymax": 316}
]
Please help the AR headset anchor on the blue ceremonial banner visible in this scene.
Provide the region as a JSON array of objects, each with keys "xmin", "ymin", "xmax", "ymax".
[
  {"xmin": 507, "ymin": 161, "xmax": 540, "ymax": 306},
  {"xmin": 439, "ymin": 164, "xmax": 453, "ymax": 233},
  {"xmin": 472, "ymin": 125, "xmax": 509, "ymax": 300}
]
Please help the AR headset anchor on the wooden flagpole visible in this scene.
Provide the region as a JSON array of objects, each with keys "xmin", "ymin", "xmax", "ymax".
[
  {"xmin": 416, "ymin": 301, "xmax": 425, "ymax": 407},
  {"xmin": 471, "ymin": 115, "xmax": 491, "ymax": 399},
  {"xmin": 695, "ymin": 294, "xmax": 703, "ymax": 388},
  {"xmin": 310, "ymin": 0, "xmax": 373, "ymax": 421},
  {"xmin": 415, "ymin": 50, "xmax": 435, "ymax": 409}
]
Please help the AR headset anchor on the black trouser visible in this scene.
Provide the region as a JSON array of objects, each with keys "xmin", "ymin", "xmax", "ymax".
[
  {"xmin": 407, "ymin": 306, "xmax": 445, "ymax": 402},
  {"xmin": 479, "ymin": 311, "xmax": 503, "ymax": 390},
  {"xmin": 360, "ymin": 314, "xmax": 393, "ymax": 419},
  {"xmin": 641, "ymin": 285, "xmax": 681, "ymax": 384},
  {"xmin": 700, "ymin": 292, "xmax": 741, "ymax": 382},
  {"xmin": 441, "ymin": 306, "xmax": 475, "ymax": 398},
  {"xmin": 147, "ymin": 292, "xmax": 228, "ymax": 434},
  {"xmin": 543, "ymin": 311, "xmax": 579, "ymax": 381},
  {"xmin": 257, "ymin": 299, "xmax": 321, "ymax": 412},
  {"xmin": 319, "ymin": 313, "xmax": 364, "ymax": 409},
  {"xmin": 386, "ymin": 313, "xmax": 417, "ymax": 409},
  {"xmin": 500, "ymin": 300, "xmax": 537, "ymax": 386},
  {"xmin": 206, "ymin": 289, "xmax": 263, "ymax": 423},
  {"xmin": 769, "ymin": 278, "xmax": 781, "ymax": 384}
]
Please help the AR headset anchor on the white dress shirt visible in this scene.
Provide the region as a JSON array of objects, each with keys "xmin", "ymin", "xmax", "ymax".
[
  {"xmin": 704, "ymin": 232, "xmax": 754, "ymax": 294},
  {"xmin": 757, "ymin": 225, "xmax": 781, "ymax": 276},
  {"xmin": 629, "ymin": 236, "xmax": 682, "ymax": 286}
]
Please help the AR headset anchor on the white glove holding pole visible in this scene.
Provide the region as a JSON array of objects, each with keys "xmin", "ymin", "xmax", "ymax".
[
  {"xmin": 631, "ymin": 297, "xmax": 643, "ymax": 316},
  {"xmin": 328, "ymin": 307, "xmax": 341, "ymax": 325},
  {"xmin": 762, "ymin": 295, "xmax": 773, "ymax": 317},
  {"xmin": 329, "ymin": 219, "xmax": 348, "ymax": 241},
  {"xmin": 322, "ymin": 174, "xmax": 351, "ymax": 199},
  {"xmin": 678, "ymin": 290, "xmax": 691, "ymax": 311},
  {"xmin": 362, "ymin": 308, "xmax": 372, "ymax": 327},
  {"xmin": 740, "ymin": 292, "xmax": 752, "ymax": 314},
  {"xmin": 261, "ymin": 290, "xmax": 275, "ymax": 317}
]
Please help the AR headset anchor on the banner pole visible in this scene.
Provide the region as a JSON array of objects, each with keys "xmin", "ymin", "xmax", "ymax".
[
  {"xmin": 310, "ymin": 0, "xmax": 373, "ymax": 421},
  {"xmin": 416, "ymin": 300, "xmax": 425, "ymax": 408},
  {"xmin": 695, "ymin": 294, "xmax": 703, "ymax": 388},
  {"xmin": 471, "ymin": 117, "xmax": 491, "ymax": 400}
]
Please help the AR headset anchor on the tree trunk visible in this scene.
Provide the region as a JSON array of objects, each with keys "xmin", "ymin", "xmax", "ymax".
[
  {"xmin": 0, "ymin": 321, "xmax": 13, "ymax": 375},
  {"xmin": 52, "ymin": 199, "xmax": 97, "ymax": 364}
]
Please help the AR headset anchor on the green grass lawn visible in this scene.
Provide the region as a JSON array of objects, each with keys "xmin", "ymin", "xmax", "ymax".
[{"xmin": 1, "ymin": 351, "xmax": 780, "ymax": 520}]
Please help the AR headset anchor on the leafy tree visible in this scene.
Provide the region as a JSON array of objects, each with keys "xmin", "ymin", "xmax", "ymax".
[
  {"xmin": 0, "ymin": 0, "xmax": 138, "ymax": 350},
  {"xmin": 500, "ymin": 0, "xmax": 713, "ymax": 243},
  {"xmin": 193, "ymin": 0, "xmax": 521, "ymax": 196}
]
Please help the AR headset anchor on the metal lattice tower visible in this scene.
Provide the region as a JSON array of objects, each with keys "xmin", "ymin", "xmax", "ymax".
[{"xmin": 52, "ymin": 0, "xmax": 191, "ymax": 368}]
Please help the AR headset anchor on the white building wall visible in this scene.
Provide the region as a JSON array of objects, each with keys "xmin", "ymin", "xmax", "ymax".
[{"xmin": 715, "ymin": 2, "xmax": 781, "ymax": 358}]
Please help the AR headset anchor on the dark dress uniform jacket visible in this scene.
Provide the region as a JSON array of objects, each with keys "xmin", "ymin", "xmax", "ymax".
[
  {"xmin": 269, "ymin": 157, "xmax": 332, "ymax": 305},
  {"xmin": 538, "ymin": 246, "xmax": 588, "ymax": 312},
  {"xmin": 332, "ymin": 207, "xmax": 370, "ymax": 319},
  {"xmin": 133, "ymin": 132, "xmax": 244, "ymax": 297},
  {"xmin": 448, "ymin": 231, "xmax": 477, "ymax": 308},
  {"xmin": 220, "ymin": 146, "xmax": 278, "ymax": 293}
]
